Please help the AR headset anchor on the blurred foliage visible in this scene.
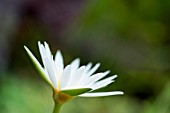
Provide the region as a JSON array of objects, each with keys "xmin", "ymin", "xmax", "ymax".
[{"xmin": 0, "ymin": 73, "xmax": 170, "ymax": 113}]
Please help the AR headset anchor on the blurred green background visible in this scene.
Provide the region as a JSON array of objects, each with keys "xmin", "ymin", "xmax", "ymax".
[{"xmin": 0, "ymin": 0, "xmax": 170, "ymax": 113}]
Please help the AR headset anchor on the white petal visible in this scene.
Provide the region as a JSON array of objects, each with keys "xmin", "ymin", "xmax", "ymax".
[
  {"xmin": 80, "ymin": 71, "xmax": 110, "ymax": 86},
  {"xmin": 55, "ymin": 50, "xmax": 64, "ymax": 75},
  {"xmin": 60, "ymin": 65, "xmax": 71, "ymax": 90},
  {"xmin": 24, "ymin": 46, "xmax": 51, "ymax": 85},
  {"xmin": 45, "ymin": 56, "xmax": 59, "ymax": 89},
  {"xmin": 90, "ymin": 70, "xmax": 110, "ymax": 82},
  {"xmin": 87, "ymin": 63, "xmax": 100, "ymax": 76},
  {"xmin": 44, "ymin": 42, "xmax": 52, "ymax": 58},
  {"xmin": 68, "ymin": 66, "xmax": 86, "ymax": 87},
  {"xmin": 74, "ymin": 66, "xmax": 86, "ymax": 85},
  {"xmin": 90, "ymin": 75, "xmax": 117, "ymax": 90},
  {"xmin": 79, "ymin": 91, "xmax": 124, "ymax": 97},
  {"xmin": 91, "ymin": 80, "xmax": 114, "ymax": 90},
  {"xmin": 77, "ymin": 63, "xmax": 93, "ymax": 84},
  {"xmin": 70, "ymin": 58, "xmax": 80, "ymax": 71},
  {"xmin": 64, "ymin": 58, "xmax": 80, "ymax": 87},
  {"xmin": 38, "ymin": 42, "xmax": 48, "ymax": 71},
  {"xmin": 84, "ymin": 63, "xmax": 92, "ymax": 73},
  {"xmin": 38, "ymin": 43, "xmax": 58, "ymax": 89}
]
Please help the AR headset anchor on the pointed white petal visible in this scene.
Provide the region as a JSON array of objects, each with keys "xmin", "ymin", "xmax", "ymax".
[
  {"xmin": 84, "ymin": 63, "xmax": 92, "ymax": 73},
  {"xmin": 44, "ymin": 56, "xmax": 59, "ymax": 89},
  {"xmin": 55, "ymin": 50, "xmax": 64, "ymax": 75},
  {"xmin": 80, "ymin": 71, "xmax": 110, "ymax": 86},
  {"xmin": 38, "ymin": 42, "xmax": 48, "ymax": 71},
  {"xmin": 38, "ymin": 43, "xmax": 58, "ymax": 89},
  {"xmin": 73, "ymin": 66, "xmax": 85, "ymax": 82},
  {"xmin": 24, "ymin": 46, "xmax": 51, "ymax": 85},
  {"xmin": 78, "ymin": 62, "xmax": 93, "ymax": 83},
  {"xmin": 70, "ymin": 58, "xmax": 80, "ymax": 71},
  {"xmin": 91, "ymin": 80, "xmax": 114, "ymax": 90},
  {"xmin": 90, "ymin": 75, "xmax": 117, "ymax": 90},
  {"xmin": 69, "ymin": 58, "xmax": 81, "ymax": 83},
  {"xmin": 87, "ymin": 63, "xmax": 100, "ymax": 76},
  {"xmin": 74, "ymin": 66, "xmax": 86, "ymax": 85},
  {"xmin": 68, "ymin": 66, "xmax": 86, "ymax": 87},
  {"xmin": 60, "ymin": 65, "xmax": 71, "ymax": 89},
  {"xmin": 45, "ymin": 57, "xmax": 58, "ymax": 89},
  {"xmin": 90, "ymin": 70, "xmax": 110, "ymax": 82},
  {"xmin": 44, "ymin": 42, "xmax": 52, "ymax": 58},
  {"xmin": 79, "ymin": 91, "xmax": 124, "ymax": 97},
  {"xmin": 80, "ymin": 73, "xmax": 103, "ymax": 86}
]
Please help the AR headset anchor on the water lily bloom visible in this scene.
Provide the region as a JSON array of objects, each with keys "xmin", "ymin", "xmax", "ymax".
[
  {"xmin": 24, "ymin": 42, "xmax": 123, "ymax": 113},
  {"xmin": 24, "ymin": 42, "xmax": 123, "ymax": 96}
]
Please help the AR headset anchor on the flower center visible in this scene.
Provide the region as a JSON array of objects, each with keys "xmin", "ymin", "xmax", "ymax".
[{"xmin": 53, "ymin": 90, "xmax": 73, "ymax": 104}]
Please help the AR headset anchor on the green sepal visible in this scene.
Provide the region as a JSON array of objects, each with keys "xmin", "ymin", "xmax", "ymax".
[
  {"xmin": 61, "ymin": 88, "xmax": 92, "ymax": 96},
  {"xmin": 24, "ymin": 46, "xmax": 52, "ymax": 86}
]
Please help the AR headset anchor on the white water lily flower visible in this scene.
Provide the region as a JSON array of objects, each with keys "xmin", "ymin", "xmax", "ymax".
[{"xmin": 24, "ymin": 42, "xmax": 123, "ymax": 97}]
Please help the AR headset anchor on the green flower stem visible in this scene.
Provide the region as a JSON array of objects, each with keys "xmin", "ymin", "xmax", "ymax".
[
  {"xmin": 53, "ymin": 103, "xmax": 62, "ymax": 113},
  {"xmin": 52, "ymin": 89, "xmax": 73, "ymax": 113}
]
